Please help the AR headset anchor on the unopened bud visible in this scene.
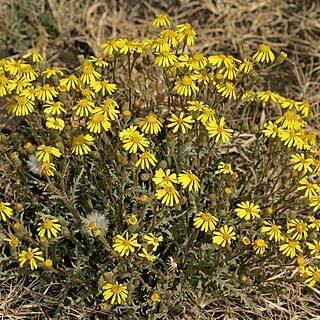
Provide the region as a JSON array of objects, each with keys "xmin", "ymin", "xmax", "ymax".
[
  {"xmin": 0, "ymin": 133, "xmax": 8, "ymax": 144},
  {"xmin": 141, "ymin": 173, "xmax": 150, "ymax": 181},
  {"xmin": 24, "ymin": 142, "xmax": 35, "ymax": 153},
  {"xmin": 159, "ymin": 160, "xmax": 167, "ymax": 169},
  {"xmin": 92, "ymin": 151, "xmax": 100, "ymax": 159},
  {"xmin": 55, "ymin": 141, "xmax": 64, "ymax": 153},
  {"xmin": 15, "ymin": 203, "xmax": 24, "ymax": 213}
]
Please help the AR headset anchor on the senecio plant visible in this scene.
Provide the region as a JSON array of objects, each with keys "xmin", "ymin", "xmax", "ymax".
[{"xmin": 0, "ymin": 13, "xmax": 319, "ymax": 318}]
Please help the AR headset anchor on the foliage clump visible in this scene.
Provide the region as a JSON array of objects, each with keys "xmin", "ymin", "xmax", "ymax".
[{"xmin": 0, "ymin": 13, "xmax": 319, "ymax": 319}]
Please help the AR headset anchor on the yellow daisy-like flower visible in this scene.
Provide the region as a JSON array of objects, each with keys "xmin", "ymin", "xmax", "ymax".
[
  {"xmin": 212, "ymin": 225, "xmax": 236, "ymax": 247},
  {"xmin": 206, "ymin": 117, "xmax": 234, "ymax": 143},
  {"xmin": 41, "ymin": 162, "xmax": 56, "ymax": 177},
  {"xmin": 305, "ymin": 267, "xmax": 320, "ymax": 287},
  {"xmin": 215, "ymin": 162, "xmax": 233, "ymax": 175},
  {"xmin": 155, "ymin": 183, "xmax": 180, "ymax": 206},
  {"xmin": 4, "ymin": 232, "xmax": 20, "ymax": 247},
  {"xmin": 0, "ymin": 201, "xmax": 13, "ymax": 221},
  {"xmin": 278, "ymin": 129, "xmax": 304, "ymax": 149},
  {"xmin": 71, "ymin": 134, "xmax": 95, "ymax": 155},
  {"xmin": 116, "ymin": 38, "xmax": 143, "ymax": 55},
  {"xmin": 155, "ymin": 51, "xmax": 178, "ymax": 68},
  {"xmin": 59, "ymin": 74, "xmax": 78, "ymax": 91},
  {"xmin": 17, "ymin": 64, "xmax": 38, "ymax": 81},
  {"xmin": 152, "ymin": 13, "xmax": 172, "ymax": 27},
  {"xmin": 42, "ymin": 66, "xmax": 65, "ymax": 78},
  {"xmin": 297, "ymin": 177, "xmax": 320, "ymax": 198},
  {"xmin": 306, "ymin": 240, "xmax": 320, "ymax": 256},
  {"xmin": 253, "ymin": 238, "xmax": 268, "ymax": 255},
  {"xmin": 120, "ymin": 127, "xmax": 150, "ymax": 153},
  {"xmin": 135, "ymin": 151, "xmax": 157, "ymax": 170},
  {"xmin": 178, "ymin": 170, "xmax": 200, "ymax": 192},
  {"xmin": 197, "ymin": 107, "xmax": 216, "ymax": 123},
  {"xmin": 287, "ymin": 218, "xmax": 308, "ymax": 240},
  {"xmin": 79, "ymin": 62, "xmax": 101, "ymax": 84},
  {"xmin": 239, "ymin": 58, "xmax": 254, "ymax": 74},
  {"xmin": 138, "ymin": 248, "xmax": 157, "ymax": 261},
  {"xmin": 92, "ymin": 98, "xmax": 120, "ymax": 120},
  {"xmin": 36, "ymin": 145, "xmax": 61, "ymax": 163},
  {"xmin": 290, "ymin": 153, "xmax": 313, "ymax": 174},
  {"xmin": 279, "ymin": 238, "xmax": 302, "ymax": 258},
  {"xmin": 261, "ymin": 220, "xmax": 282, "ymax": 242},
  {"xmin": 167, "ymin": 112, "xmax": 195, "ymax": 134},
  {"xmin": 252, "ymin": 44, "xmax": 275, "ymax": 63},
  {"xmin": 235, "ymin": 201, "xmax": 261, "ymax": 220},
  {"xmin": 7, "ymin": 78, "xmax": 31, "ymax": 94},
  {"xmin": 174, "ymin": 76, "xmax": 199, "ymax": 96},
  {"xmin": 37, "ymin": 218, "xmax": 61, "ymax": 238},
  {"xmin": 100, "ymin": 39, "xmax": 119, "ymax": 55},
  {"xmin": 144, "ymin": 233, "xmax": 163, "ymax": 251},
  {"xmin": 216, "ymin": 82, "xmax": 237, "ymax": 100},
  {"xmin": 112, "ymin": 232, "xmax": 141, "ymax": 256},
  {"xmin": 86, "ymin": 113, "xmax": 111, "ymax": 134},
  {"xmin": 7, "ymin": 96, "xmax": 35, "ymax": 116},
  {"xmin": 193, "ymin": 53, "xmax": 207, "ymax": 70},
  {"xmin": 161, "ymin": 29, "xmax": 179, "ymax": 47},
  {"xmin": 151, "ymin": 293, "xmax": 161, "ymax": 304},
  {"xmin": 208, "ymin": 54, "xmax": 236, "ymax": 68},
  {"xmin": 176, "ymin": 23, "xmax": 196, "ymax": 46},
  {"xmin": 308, "ymin": 216, "xmax": 320, "ymax": 230},
  {"xmin": 90, "ymin": 80, "xmax": 116, "ymax": 96},
  {"xmin": 72, "ymin": 99, "xmax": 95, "ymax": 117},
  {"xmin": 23, "ymin": 49, "xmax": 44, "ymax": 62},
  {"xmin": 256, "ymin": 90, "xmax": 281, "ymax": 103},
  {"xmin": 296, "ymin": 100, "xmax": 310, "ymax": 117},
  {"xmin": 139, "ymin": 114, "xmax": 163, "ymax": 135},
  {"xmin": 178, "ymin": 54, "xmax": 196, "ymax": 70},
  {"xmin": 46, "ymin": 117, "xmax": 65, "ymax": 131},
  {"xmin": 186, "ymin": 100, "xmax": 207, "ymax": 112},
  {"xmin": 35, "ymin": 84, "xmax": 58, "ymax": 101},
  {"xmin": 102, "ymin": 281, "xmax": 128, "ymax": 304},
  {"xmin": 18, "ymin": 247, "xmax": 44, "ymax": 270},
  {"xmin": 262, "ymin": 121, "xmax": 282, "ymax": 138},
  {"xmin": 152, "ymin": 168, "xmax": 178, "ymax": 187},
  {"xmin": 194, "ymin": 212, "xmax": 219, "ymax": 232},
  {"xmin": 43, "ymin": 101, "xmax": 66, "ymax": 115}
]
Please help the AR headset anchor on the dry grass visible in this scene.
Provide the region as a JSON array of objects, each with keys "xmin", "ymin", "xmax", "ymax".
[{"xmin": 1, "ymin": 0, "xmax": 320, "ymax": 318}]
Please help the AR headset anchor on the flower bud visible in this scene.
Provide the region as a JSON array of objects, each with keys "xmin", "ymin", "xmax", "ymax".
[
  {"xmin": 24, "ymin": 142, "xmax": 35, "ymax": 153},
  {"xmin": 15, "ymin": 203, "xmax": 24, "ymax": 213},
  {"xmin": 0, "ymin": 133, "xmax": 8, "ymax": 144},
  {"xmin": 159, "ymin": 160, "xmax": 167, "ymax": 169},
  {"xmin": 179, "ymin": 196, "xmax": 187, "ymax": 206},
  {"xmin": 92, "ymin": 151, "xmax": 100, "ymax": 159},
  {"xmin": 141, "ymin": 173, "xmax": 150, "ymax": 181},
  {"xmin": 44, "ymin": 258, "xmax": 53, "ymax": 268},
  {"xmin": 122, "ymin": 109, "xmax": 131, "ymax": 123},
  {"xmin": 55, "ymin": 141, "xmax": 64, "ymax": 153}
]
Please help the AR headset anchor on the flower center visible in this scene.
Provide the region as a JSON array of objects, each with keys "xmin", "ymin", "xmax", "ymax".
[
  {"xmin": 288, "ymin": 241, "xmax": 297, "ymax": 248},
  {"xmin": 166, "ymin": 186, "xmax": 176, "ymax": 195},
  {"xmin": 73, "ymin": 136, "xmax": 85, "ymax": 146},
  {"xmin": 42, "ymin": 84, "xmax": 51, "ymax": 91},
  {"xmin": 111, "ymin": 285, "xmax": 123, "ymax": 294},
  {"xmin": 123, "ymin": 240, "xmax": 130, "ymax": 246},
  {"xmin": 91, "ymin": 114, "xmax": 104, "ymax": 123},
  {"xmin": 225, "ymin": 83, "xmax": 234, "ymax": 90},
  {"xmin": 296, "ymin": 223, "xmax": 306, "ymax": 232},
  {"xmin": 202, "ymin": 213, "xmax": 213, "ymax": 221},
  {"xmin": 256, "ymin": 239, "xmax": 266, "ymax": 247},
  {"xmin": 26, "ymin": 252, "xmax": 34, "ymax": 259},
  {"xmin": 182, "ymin": 76, "xmax": 193, "ymax": 86},
  {"xmin": 223, "ymin": 234, "xmax": 231, "ymax": 241},
  {"xmin": 245, "ymin": 207, "xmax": 252, "ymax": 213},
  {"xmin": 271, "ymin": 225, "xmax": 279, "ymax": 231},
  {"xmin": 43, "ymin": 146, "xmax": 52, "ymax": 153},
  {"xmin": 43, "ymin": 219, "xmax": 53, "ymax": 229},
  {"xmin": 188, "ymin": 173, "xmax": 198, "ymax": 181},
  {"xmin": 146, "ymin": 114, "xmax": 157, "ymax": 123},
  {"xmin": 260, "ymin": 44, "xmax": 271, "ymax": 53}
]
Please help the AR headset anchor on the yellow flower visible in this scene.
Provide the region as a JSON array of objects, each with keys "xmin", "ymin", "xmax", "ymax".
[
  {"xmin": 194, "ymin": 212, "xmax": 219, "ymax": 232},
  {"xmin": 44, "ymin": 258, "xmax": 53, "ymax": 268},
  {"xmin": 72, "ymin": 99, "xmax": 95, "ymax": 117},
  {"xmin": 304, "ymin": 267, "xmax": 320, "ymax": 287},
  {"xmin": 178, "ymin": 54, "xmax": 196, "ymax": 70},
  {"xmin": 161, "ymin": 29, "xmax": 179, "ymax": 47},
  {"xmin": 287, "ymin": 218, "xmax": 308, "ymax": 240},
  {"xmin": 278, "ymin": 97, "xmax": 299, "ymax": 110},
  {"xmin": 92, "ymin": 98, "xmax": 120, "ymax": 120},
  {"xmin": 197, "ymin": 107, "xmax": 216, "ymax": 123},
  {"xmin": 152, "ymin": 168, "xmax": 178, "ymax": 187},
  {"xmin": 112, "ymin": 232, "xmax": 141, "ymax": 256},
  {"xmin": 155, "ymin": 183, "xmax": 180, "ymax": 206},
  {"xmin": 135, "ymin": 151, "xmax": 157, "ymax": 170},
  {"xmin": 306, "ymin": 240, "xmax": 320, "ymax": 256},
  {"xmin": 46, "ymin": 117, "xmax": 65, "ymax": 131},
  {"xmin": 144, "ymin": 233, "xmax": 163, "ymax": 251},
  {"xmin": 86, "ymin": 114, "xmax": 111, "ymax": 134},
  {"xmin": 279, "ymin": 238, "xmax": 302, "ymax": 258},
  {"xmin": 212, "ymin": 225, "xmax": 236, "ymax": 247},
  {"xmin": 7, "ymin": 96, "xmax": 35, "ymax": 116},
  {"xmin": 18, "ymin": 247, "xmax": 44, "ymax": 270},
  {"xmin": 59, "ymin": 74, "xmax": 78, "ymax": 91},
  {"xmin": 290, "ymin": 153, "xmax": 313, "ymax": 174},
  {"xmin": 42, "ymin": 66, "xmax": 65, "ymax": 78},
  {"xmin": 178, "ymin": 170, "xmax": 200, "ymax": 192},
  {"xmin": 116, "ymin": 38, "xmax": 143, "ymax": 55},
  {"xmin": 79, "ymin": 62, "xmax": 101, "ymax": 84},
  {"xmin": 215, "ymin": 162, "xmax": 233, "ymax": 175},
  {"xmin": 206, "ymin": 117, "xmax": 234, "ymax": 143},
  {"xmin": 174, "ymin": 76, "xmax": 199, "ymax": 96},
  {"xmin": 7, "ymin": 77, "xmax": 31, "ymax": 94},
  {"xmin": 253, "ymin": 44, "xmax": 275, "ymax": 63},
  {"xmin": 90, "ymin": 80, "xmax": 116, "ymax": 95},
  {"xmin": 18, "ymin": 64, "xmax": 38, "ymax": 81},
  {"xmin": 41, "ymin": 162, "xmax": 56, "ymax": 176},
  {"xmin": 222, "ymin": 63, "xmax": 238, "ymax": 80},
  {"xmin": 23, "ymin": 49, "xmax": 44, "ymax": 62},
  {"xmin": 154, "ymin": 50, "xmax": 178, "ymax": 68},
  {"xmin": 139, "ymin": 114, "xmax": 163, "ymax": 135},
  {"xmin": 138, "ymin": 248, "xmax": 156, "ymax": 261},
  {"xmin": 261, "ymin": 220, "xmax": 282, "ymax": 242},
  {"xmin": 176, "ymin": 23, "xmax": 196, "ymax": 46},
  {"xmin": 256, "ymin": 90, "xmax": 281, "ymax": 102},
  {"xmin": 296, "ymin": 100, "xmax": 310, "ymax": 117},
  {"xmin": 216, "ymin": 82, "xmax": 237, "ymax": 100},
  {"xmin": 208, "ymin": 54, "xmax": 237, "ymax": 68},
  {"xmin": 239, "ymin": 59, "xmax": 254, "ymax": 74},
  {"xmin": 71, "ymin": 134, "xmax": 95, "ymax": 155},
  {"xmin": 102, "ymin": 281, "xmax": 128, "ymax": 304},
  {"xmin": 43, "ymin": 101, "xmax": 66, "ymax": 115},
  {"xmin": 36, "ymin": 145, "xmax": 61, "ymax": 163},
  {"xmin": 235, "ymin": 201, "xmax": 261, "ymax": 220},
  {"xmin": 167, "ymin": 112, "xmax": 195, "ymax": 134},
  {"xmin": 193, "ymin": 53, "xmax": 207, "ymax": 70},
  {"xmin": 100, "ymin": 39, "xmax": 119, "ymax": 55},
  {"xmin": 37, "ymin": 218, "xmax": 61, "ymax": 238},
  {"xmin": 120, "ymin": 127, "xmax": 150, "ymax": 153},
  {"xmin": 308, "ymin": 216, "xmax": 320, "ymax": 230},
  {"xmin": 297, "ymin": 177, "xmax": 320, "ymax": 198},
  {"xmin": 35, "ymin": 84, "xmax": 58, "ymax": 101},
  {"xmin": 253, "ymin": 238, "xmax": 268, "ymax": 255},
  {"xmin": 186, "ymin": 100, "xmax": 207, "ymax": 112},
  {"xmin": 0, "ymin": 201, "xmax": 13, "ymax": 221},
  {"xmin": 151, "ymin": 293, "xmax": 161, "ymax": 304},
  {"xmin": 4, "ymin": 233, "xmax": 20, "ymax": 247},
  {"xmin": 152, "ymin": 13, "xmax": 172, "ymax": 27},
  {"xmin": 88, "ymin": 56, "xmax": 109, "ymax": 68}
]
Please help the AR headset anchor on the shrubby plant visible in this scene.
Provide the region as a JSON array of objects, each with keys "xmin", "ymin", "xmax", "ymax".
[{"xmin": 0, "ymin": 13, "xmax": 319, "ymax": 319}]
